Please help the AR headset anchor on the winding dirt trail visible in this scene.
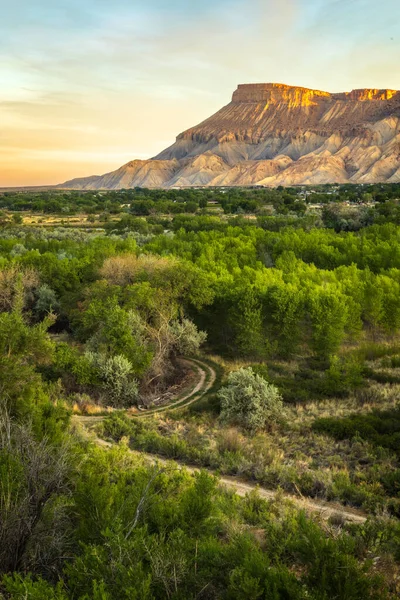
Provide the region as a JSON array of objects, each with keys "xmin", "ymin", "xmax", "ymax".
[
  {"xmin": 74, "ymin": 357, "xmax": 367, "ymax": 525},
  {"xmin": 139, "ymin": 357, "xmax": 217, "ymax": 415},
  {"xmin": 75, "ymin": 358, "xmax": 216, "ymax": 427}
]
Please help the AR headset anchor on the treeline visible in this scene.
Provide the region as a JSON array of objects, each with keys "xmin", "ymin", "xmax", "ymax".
[
  {"xmin": 1, "ymin": 182, "xmax": 399, "ymax": 219},
  {"xmin": 0, "ymin": 187, "xmax": 305, "ymax": 216}
]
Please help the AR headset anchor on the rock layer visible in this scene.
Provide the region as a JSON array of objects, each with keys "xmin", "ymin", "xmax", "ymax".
[{"xmin": 60, "ymin": 83, "xmax": 400, "ymax": 189}]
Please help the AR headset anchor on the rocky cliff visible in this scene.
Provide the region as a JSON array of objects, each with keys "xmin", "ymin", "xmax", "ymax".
[{"xmin": 61, "ymin": 83, "xmax": 400, "ymax": 188}]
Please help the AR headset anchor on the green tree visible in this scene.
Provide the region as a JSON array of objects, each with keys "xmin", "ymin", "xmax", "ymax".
[
  {"xmin": 308, "ymin": 288, "xmax": 348, "ymax": 361},
  {"xmin": 229, "ymin": 287, "xmax": 266, "ymax": 358},
  {"xmin": 0, "ymin": 284, "xmax": 54, "ymax": 416}
]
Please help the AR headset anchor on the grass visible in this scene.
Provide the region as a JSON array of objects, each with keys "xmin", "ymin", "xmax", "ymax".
[
  {"xmin": 91, "ymin": 342, "xmax": 400, "ymax": 516},
  {"xmin": 98, "ymin": 380, "xmax": 400, "ymax": 516},
  {"xmin": 287, "ymin": 383, "xmax": 400, "ymax": 426},
  {"xmin": 313, "ymin": 407, "xmax": 400, "ymax": 457}
]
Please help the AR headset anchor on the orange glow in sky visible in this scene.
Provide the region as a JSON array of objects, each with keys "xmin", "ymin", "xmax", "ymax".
[{"xmin": 1, "ymin": 0, "xmax": 399, "ymax": 187}]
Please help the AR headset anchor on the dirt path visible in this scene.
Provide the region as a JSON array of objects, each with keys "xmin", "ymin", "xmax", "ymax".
[
  {"xmin": 74, "ymin": 424, "xmax": 367, "ymax": 524},
  {"xmin": 138, "ymin": 357, "xmax": 217, "ymax": 415},
  {"xmin": 74, "ymin": 357, "xmax": 366, "ymax": 525},
  {"xmin": 75, "ymin": 358, "xmax": 216, "ymax": 426}
]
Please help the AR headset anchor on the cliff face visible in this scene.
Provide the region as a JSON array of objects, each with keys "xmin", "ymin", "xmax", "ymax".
[{"xmin": 61, "ymin": 83, "xmax": 400, "ymax": 189}]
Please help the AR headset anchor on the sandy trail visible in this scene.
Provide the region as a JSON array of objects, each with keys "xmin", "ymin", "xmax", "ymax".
[{"xmin": 74, "ymin": 357, "xmax": 366, "ymax": 525}]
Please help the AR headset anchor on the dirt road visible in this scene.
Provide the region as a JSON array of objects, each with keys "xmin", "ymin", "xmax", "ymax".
[{"xmin": 74, "ymin": 357, "xmax": 367, "ymax": 525}]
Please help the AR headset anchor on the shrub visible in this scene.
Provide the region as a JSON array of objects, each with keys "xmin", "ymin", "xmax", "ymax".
[
  {"xmin": 86, "ymin": 352, "xmax": 139, "ymax": 407},
  {"xmin": 100, "ymin": 413, "xmax": 137, "ymax": 441},
  {"xmin": 51, "ymin": 343, "xmax": 98, "ymax": 386},
  {"xmin": 312, "ymin": 408, "xmax": 400, "ymax": 457},
  {"xmin": 249, "ymin": 363, "xmax": 269, "ymax": 381},
  {"xmin": 170, "ymin": 318, "xmax": 207, "ymax": 355},
  {"xmin": 216, "ymin": 428, "xmax": 246, "ymax": 454},
  {"xmin": 218, "ymin": 367, "xmax": 283, "ymax": 431},
  {"xmin": 1, "ymin": 574, "xmax": 68, "ymax": 599},
  {"xmin": 34, "ymin": 284, "xmax": 59, "ymax": 318}
]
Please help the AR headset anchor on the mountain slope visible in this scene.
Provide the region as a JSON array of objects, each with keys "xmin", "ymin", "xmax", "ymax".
[{"xmin": 60, "ymin": 83, "xmax": 400, "ymax": 189}]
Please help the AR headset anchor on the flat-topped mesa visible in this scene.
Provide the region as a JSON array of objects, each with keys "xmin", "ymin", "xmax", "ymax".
[
  {"xmin": 333, "ymin": 88, "xmax": 399, "ymax": 102},
  {"xmin": 60, "ymin": 81, "xmax": 400, "ymax": 190},
  {"xmin": 232, "ymin": 83, "xmax": 400, "ymax": 105},
  {"xmin": 232, "ymin": 83, "xmax": 331, "ymax": 106}
]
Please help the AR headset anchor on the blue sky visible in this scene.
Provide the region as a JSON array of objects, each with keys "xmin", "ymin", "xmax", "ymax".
[{"xmin": 1, "ymin": 0, "xmax": 399, "ymax": 185}]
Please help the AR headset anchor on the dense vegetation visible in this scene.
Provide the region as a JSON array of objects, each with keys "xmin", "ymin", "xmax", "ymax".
[
  {"xmin": 1, "ymin": 185, "xmax": 400, "ymax": 597},
  {"xmin": 1, "ymin": 182, "xmax": 400, "ymax": 218}
]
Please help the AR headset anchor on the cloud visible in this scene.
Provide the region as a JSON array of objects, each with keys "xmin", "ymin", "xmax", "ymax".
[{"xmin": 1, "ymin": 0, "xmax": 400, "ymax": 185}]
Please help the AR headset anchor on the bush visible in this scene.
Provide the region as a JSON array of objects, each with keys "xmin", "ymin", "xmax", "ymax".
[
  {"xmin": 170, "ymin": 318, "xmax": 207, "ymax": 355},
  {"xmin": 100, "ymin": 412, "xmax": 137, "ymax": 441},
  {"xmin": 51, "ymin": 342, "xmax": 98, "ymax": 386},
  {"xmin": 86, "ymin": 352, "xmax": 139, "ymax": 407},
  {"xmin": 1, "ymin": 574, "xmax": 68, "ymax": 599},
  {"xmin": 34, "ymin": 284, "xmax": 59, "ymax": 318},
  {"xmin": 249, "ymin": 363, "xmax": 269, "ymax": 381},
  {"xmin": 312, "ymin": 407, "xmax": 400, "ymax": 457},
  {"xmin": 218, "ymin": 367, "xmax": 283, "ymax": 431}
]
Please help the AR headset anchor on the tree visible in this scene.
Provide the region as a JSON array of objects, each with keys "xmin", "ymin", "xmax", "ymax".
[
  {"xmin": 0, "ymin": 283, "xmax": 54, "ymax": 417},
  {"xmin": 229, "ymin": 287, "xmax": 266, "ymax": 358},
  {"xmin": 308, "ymin": 288, "xmax": 348, "ymax": 361},
  {"xmin": 199, "ymin": 197, "xmax": 208, "ymax": 209},
  {"xmin": 218, "ymin": 367, "xmax": 283, "ymax": 431},
  {"xmin": 265, "ymin": 284, "xmax": 304, "ymax": 358}
]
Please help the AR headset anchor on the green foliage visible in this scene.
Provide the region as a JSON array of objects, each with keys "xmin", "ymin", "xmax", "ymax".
[
  {"xmin": 1, "ymin": 574, "xmax": 68, "ymax": 599},
  {"xmin": 313, "ymin": 407, "xmax": 400, "ymax": 457},
  {"xmin": 218, "ymin": 367, "xmax": 283, "ymax": 431},
  {"xmin": 180, "ymin": 470, "xmax": 217, "ymax": 534},
  {"xmin": 82, "ymin": 299, "xmax": 152, "ymax": 376},
  {"xmin": 86, "ymin": 352, "xmax": 139, "ymax": 407},
  {"xmin": 308, "ymin": 288, "xmax": 348, "ymax": 360},
  {"xmin": 52, "ymin": 342, "xmax": 99, "ymax": 386},
  {"xmin": 0, "ymin": 401, "xmax": 396, "ymax": 600},
  {"xmin": 288, "ymin": 514, "xmax": 388, "ymax": 600},
  {"xmin": 34, "ymin": 284, "xmax": 59, "ymax": 318},
  {"xmin": 169, "ymin": 318, "xmax": 207, "ymax": 355},
  {"xmin": 2, "ymin": 195, "xmax": 400, "ymax": 598},
  {"xmin": 0, "ymin": 292, "xmax": 54, "ymax": 417},
  {"xmin": 100, "ymin": 412, "xmax": 138, "ymax": 441}
]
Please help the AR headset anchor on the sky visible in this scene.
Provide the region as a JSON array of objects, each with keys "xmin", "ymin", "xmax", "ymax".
[{"xmin": 1, "ymin": 0, "xmax": 400, "ymax": 186}]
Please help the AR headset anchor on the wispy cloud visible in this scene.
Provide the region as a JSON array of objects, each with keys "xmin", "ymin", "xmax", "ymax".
[{"xmin": 1, "ymin": 0, "xmax": 399, "ymax": 185}]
